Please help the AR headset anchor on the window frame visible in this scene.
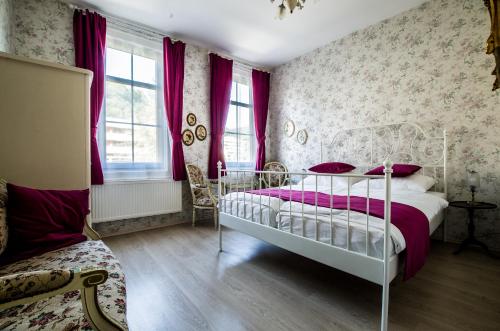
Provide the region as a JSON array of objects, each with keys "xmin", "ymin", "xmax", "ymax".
[
  {"xmin": 224, "ymin": 77, "xmax": 256, "ymax": 170},
  {"xmin": 98, "ymin": 31, "xmax": 170, "ymax": 180}
]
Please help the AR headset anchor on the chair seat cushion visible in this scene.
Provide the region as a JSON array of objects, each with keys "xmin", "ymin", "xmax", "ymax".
[
  {"xmin": 0, "ymin": 240, "xmax": 127, "ymax": 330},
  {"xmin": 195, "ymin": 195, "xmax": 214, "ymax": 206},
  {"xmin": 193, "ymin": 188, "xmax": 215, "ymax": 207}
]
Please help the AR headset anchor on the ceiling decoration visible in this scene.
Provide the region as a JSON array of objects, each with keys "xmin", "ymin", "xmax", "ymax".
[{"xmin": 271, "ymin": 0, "xmax": 308, "ymax": 19}]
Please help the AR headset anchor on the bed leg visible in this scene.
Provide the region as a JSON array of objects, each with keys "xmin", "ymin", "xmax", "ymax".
[
  {"xmin": 218, "ymin": 222, "xmax": 222, "ymax": 252},
  {"xmin": 381, "ymin": 282, "xmax": 389, "ymax": 331},
  {"xmin": 192, "ymin": 208, "xmax": 196, "ymax": 227}
]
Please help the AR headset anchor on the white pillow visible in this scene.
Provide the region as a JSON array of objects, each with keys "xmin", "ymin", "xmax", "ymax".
[
  {"xmin": 297, "ymin": 171, "xmax": 361, "ymax": 189},
  {"xmin": 352, "ymin": 174, "xmax": 435, "ymax": 193}
]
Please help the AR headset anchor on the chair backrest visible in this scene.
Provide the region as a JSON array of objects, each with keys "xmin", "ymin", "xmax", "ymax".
[
  {"xmin": 186, "ymin": 164, "xmax": 206, "ymax": 186},
  {"xmin": 262, "ymin": 162, "xmax": 289, "ymax": 188}
]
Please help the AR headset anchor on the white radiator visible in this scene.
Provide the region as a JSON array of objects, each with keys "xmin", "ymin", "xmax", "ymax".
[{"xmin": 91, "ymin": 180, "xmax": 182, "ymax": 223}]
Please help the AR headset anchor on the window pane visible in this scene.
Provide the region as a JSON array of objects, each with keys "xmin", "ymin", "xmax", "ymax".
[
  {"xmin": 106, "ymin": 122, "xmax": 132, "ymax": 163},
  {"xmin": 238, "ymin": 106, "xmax": 252, "ymax": 134},
  {"xmin": 106, "ymin": 81, "xmax": 132, "ymax": 123},
  {"xmin": 238, "ymin": 135, "xmax": 254, "ymax": 163},
  {"xmin": 225, "ymin": 104, "xmax": 237, "ymax": 132},
  {"xmin": 134, "ymin": 125, "xmax": 158, "ymax": 163},
  {"xmin": 230, "ymin": 82, "xmax": 237, "ymax": 102},
  {"xmin": 237, "ymin": 83, "xmax": 250, "ymax": 104},
  {"xmin": 224, "ymin": 133, "xmax": 238, "ymax": 163},
  {"xmin": 133, "ymin": 87, "xmax": 157, "ymax": 125},
  {"xmin": 106, "ymin": 48, "xmax": 131, "ymax": 80},
  {"xmin": 133, "ymin": 54, "xmax": 156, "ymax": 84}
]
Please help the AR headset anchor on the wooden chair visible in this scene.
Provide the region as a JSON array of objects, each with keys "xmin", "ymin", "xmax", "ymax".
[
  {"xmin": 186, "ymin": 164, "xmax": 218, "ymax": 228},
  {"xmin": 260, "ymin": 161, "xmax": 290, "ymax": 188}
]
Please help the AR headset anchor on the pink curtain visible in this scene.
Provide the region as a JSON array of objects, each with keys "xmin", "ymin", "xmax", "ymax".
[
  {"xmin": 208, "ymin": 54, "xmax": 233, "ymax": 179},
  {"xmin": 252, "ymin": 69, "xmax": 271, "ymax": 171},
  {"xmin": 163, "ymin": 37, "xmax": 187, "ymax": 181},
  {"xmin": 73, "ymin": 10, "xmax": 106, "ymax": 185}
]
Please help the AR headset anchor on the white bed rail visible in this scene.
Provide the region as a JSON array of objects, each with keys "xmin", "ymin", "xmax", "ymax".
[{"xmin": 217, "ymin": 160, "xmax": 393, "ymax": 331}]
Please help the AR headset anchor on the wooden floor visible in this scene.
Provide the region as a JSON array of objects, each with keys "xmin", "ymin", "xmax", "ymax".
[{"xmin": 104, "ymin": 223, "xmax": 500, "ymax": 331}]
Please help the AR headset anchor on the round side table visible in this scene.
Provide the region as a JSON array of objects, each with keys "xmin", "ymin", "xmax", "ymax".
[{"xmin": 449, "ymin": 201, "xmax": 497, "ymax": 256}]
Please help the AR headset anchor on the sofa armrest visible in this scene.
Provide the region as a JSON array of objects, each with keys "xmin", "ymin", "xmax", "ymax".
[
  {"xmin": 0, "ymin": 268, "xmax": 124, "ymax": 331},
  {"xmin": 0, "ymin": 269, "xmax": 73, "ymax": 304},
  {"xmin": 84, "ymin": 215, "xmax": 101, "ymax": 240}
]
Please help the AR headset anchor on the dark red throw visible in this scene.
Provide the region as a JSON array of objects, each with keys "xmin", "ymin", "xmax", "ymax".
[{"xmin": 248, "ymin": 188, "xmax": 430, "ymax": 280}]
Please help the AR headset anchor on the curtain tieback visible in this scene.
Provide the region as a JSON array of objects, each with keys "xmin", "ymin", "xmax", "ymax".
[
  {"xmin": 257, "ymin": 136, "xmax": 266, "ymax": 144},
  {"xmin": 171, "ymin": 133, "xmax": 183, "ymax": 142}
]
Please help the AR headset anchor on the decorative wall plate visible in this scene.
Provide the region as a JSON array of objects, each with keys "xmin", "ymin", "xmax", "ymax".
[
  {"xmin": 284, "ymin": 120, "xmax": 295, "ymax": 137},
  {"xmin": 195, "ymin": 124, "xmax": 207, "ymax": 141},
  {"xmin": 186, "ymin": 113, "xmax": 197, "ymax": 126},
  {"xmin": 297, "ymin": 129, "xmax": 308, "ymax": 145},
  {"xmin": 182, "ymin": 129, "xmax": 195, "ymax": 146}
]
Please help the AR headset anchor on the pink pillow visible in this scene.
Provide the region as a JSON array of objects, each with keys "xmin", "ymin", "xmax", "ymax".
[
  {"xmin": 308, "ymin": 162, "xmax": 355, "ymax": 174},
  {"xmin": 365, "ymin": 164, "xmax": 421, "ymax": 178},
  {"xmin": 0, "ymin": 183, "xmax": 89, "ymax": 266}
]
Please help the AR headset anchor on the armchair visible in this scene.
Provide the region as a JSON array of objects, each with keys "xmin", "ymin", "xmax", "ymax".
[
  {"xmin": 260, "ymin": 162, "xmax": 290, "ymax": 188},
  {"xmin": 186, "ymin": 164, "xmax": 218, "ymax": 228},
  {"xmin": 0, "ymin": 202, "xmax": 127, "ymax": 331}
]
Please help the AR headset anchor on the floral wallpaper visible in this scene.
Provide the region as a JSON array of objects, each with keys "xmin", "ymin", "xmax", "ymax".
[
  {"xmin": 0, "ymin": 0, "xmax": 13, "ymax": 53},
  {"xmin": 182, "ymin": 44, "xmax": 211, "ymax": 173},
  {"xmin": 269, "ymin": 0, "xmax": 500, "ymax": 250},
  {"xmin": 12, "ymin": 0, "xmax": 74, "ymax": 65}
]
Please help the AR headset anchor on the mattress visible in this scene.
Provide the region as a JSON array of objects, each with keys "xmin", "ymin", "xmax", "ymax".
[
  {"xmin": 221, "ymin": 184, "xmax": 448, "ymax": 259},
  {"xmin": 274, "ymin": 185, "xmax": 449, "ymax": 258},
  {"xmin": 221, "ymin": 190, "xmax": 282, "ymax": 226}
]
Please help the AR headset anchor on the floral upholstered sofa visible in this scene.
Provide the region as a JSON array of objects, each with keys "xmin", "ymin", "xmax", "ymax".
[{"xmin": 0, "ymin": 181, "xmax": 128, "ymax": 330}]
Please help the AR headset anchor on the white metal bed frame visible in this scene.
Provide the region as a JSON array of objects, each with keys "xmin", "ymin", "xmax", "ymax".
[{"xmin": 217, "ymin": 123, "xmax": 447, "ymax": 331}]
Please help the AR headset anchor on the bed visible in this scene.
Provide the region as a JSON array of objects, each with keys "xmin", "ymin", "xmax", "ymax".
[{"xmin": 217, "ymin": 123, "xmax": 448, "ymax": 331}]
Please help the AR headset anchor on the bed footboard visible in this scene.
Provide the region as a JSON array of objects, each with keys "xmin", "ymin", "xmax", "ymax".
[{"xmin": 217, "ymin": 160, "xmax": 395, "ymax": 331}]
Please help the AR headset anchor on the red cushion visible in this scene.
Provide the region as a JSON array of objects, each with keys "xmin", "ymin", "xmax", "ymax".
[
  {"xmin": 365, "ymin": 164, "xmax": 421, "ymax": 177},
  {"xmin": 308, "ymin": 162, "xmax": 355, "ymax": 174},
  {"xmin": 0, "ymin": 183, "xmax": 89, "ymax": 266}
]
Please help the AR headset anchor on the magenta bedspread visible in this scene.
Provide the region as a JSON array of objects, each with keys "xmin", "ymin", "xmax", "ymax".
[{"xmin": 247, "ymin": 188, "xmax": 430, "ymax": 280}]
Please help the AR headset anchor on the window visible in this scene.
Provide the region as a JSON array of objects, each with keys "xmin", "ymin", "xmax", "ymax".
[
  {"xmin": 99, "ymin": 30, "xmax": 169, "ymax": 179},
  {"xmin": 224, "ymin": 72, "xmax": 255, "ymax": 169}
]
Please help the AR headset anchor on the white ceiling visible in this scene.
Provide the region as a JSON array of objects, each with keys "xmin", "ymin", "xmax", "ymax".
[{"xmin": 66, "ymin": 0, "xmax": 427, "ymax": 68}]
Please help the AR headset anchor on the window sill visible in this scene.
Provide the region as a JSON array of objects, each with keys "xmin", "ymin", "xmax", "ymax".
[
  {"xmin": 101, "ymin": 177, "xmax": 176, "ymax": 185},
  {"xmin": 102, "ymin": 169, "xmax": 172, "ymax": 183}
]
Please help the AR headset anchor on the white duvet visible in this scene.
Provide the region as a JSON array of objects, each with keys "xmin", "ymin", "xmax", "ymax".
[{"xmin": 222, "ymin": 184, "xmax": 448, "ymax": 258}]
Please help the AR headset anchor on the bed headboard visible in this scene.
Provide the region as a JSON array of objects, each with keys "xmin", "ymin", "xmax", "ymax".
[
  {"xmin": 320, "ymin": 122, "xmax": 447, "ymax": 195},
  {"xmin": 0, "ymin": 52, "xmax": 92, "ymax": 190}
]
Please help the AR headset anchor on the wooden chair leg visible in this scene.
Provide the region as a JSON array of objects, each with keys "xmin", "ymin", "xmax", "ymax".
[
  {"xmin": 213, "ymin": 208, "xmax": 217, "ymax": 229},
  {"xmin": 192, "ymin": 208, "xmax": 196, "ymax": 227}
]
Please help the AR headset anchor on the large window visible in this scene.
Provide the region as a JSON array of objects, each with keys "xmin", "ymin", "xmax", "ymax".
[
  {"xmin": 224, "ymin": 74, "xmax": 255, "ymax": 169},
  {"xmin": 99, "ymin": 31, "xmax": 168, "ymax": 179}
]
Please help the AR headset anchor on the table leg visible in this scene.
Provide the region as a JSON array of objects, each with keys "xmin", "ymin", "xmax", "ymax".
[{"xmin": 453, "ymin": 208, "xmax": 498, "ymax": 258}]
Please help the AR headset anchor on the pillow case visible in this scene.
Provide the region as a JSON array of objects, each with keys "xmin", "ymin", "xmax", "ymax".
[
  {"xmin": 308, "ymin": 162, "xmax": 355, "ymax": 174},
  {"xmin": 298, "ymin": 170, "xmax": 361, "ymax": 189},
  {"xmin": 0, "ymin": 183, "xmax": 89, "ymax": 266},
  {"xmin": 353, "ymin": 174, "xmax": 435, "ymax": 193},
  {"xmin": 365, "ymin": 164, "xmax": 421, "ymax": 178}
]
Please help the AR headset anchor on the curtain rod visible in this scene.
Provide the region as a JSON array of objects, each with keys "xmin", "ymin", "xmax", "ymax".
[
  {"xmin": 67, "ymin": 2, "xmax": 271, "ymax": 73},
  {"xmin": 67, "ymin": 3, "xmax": 167, "ymax": 41},
  {"xmin": 208, "ymin": 52, "xmax": 271, "ymax": 73}
]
